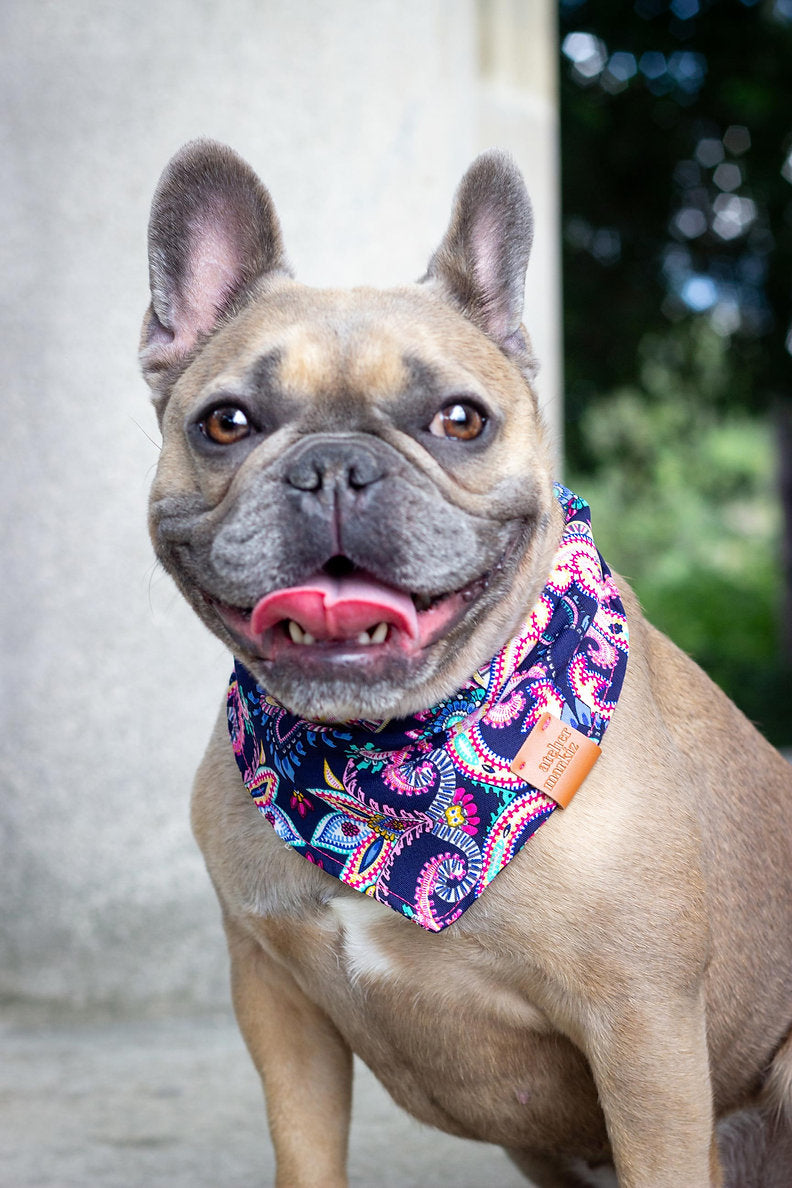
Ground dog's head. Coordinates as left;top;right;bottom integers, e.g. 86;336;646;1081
142;141;559;721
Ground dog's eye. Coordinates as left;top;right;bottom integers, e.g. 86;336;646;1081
428;402;486;441
200;406;251;445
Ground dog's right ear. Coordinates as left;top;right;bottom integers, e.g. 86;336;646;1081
140;139;290;412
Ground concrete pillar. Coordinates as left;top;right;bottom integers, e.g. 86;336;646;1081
477;0;562;454
0;0;559;1011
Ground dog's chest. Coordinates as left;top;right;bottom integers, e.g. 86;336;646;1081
254;890;605;1151
326;893;545;1010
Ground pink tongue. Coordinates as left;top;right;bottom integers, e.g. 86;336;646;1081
250;574;419;641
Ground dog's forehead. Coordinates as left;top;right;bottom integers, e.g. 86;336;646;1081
272;310;410;400
196;282;508;404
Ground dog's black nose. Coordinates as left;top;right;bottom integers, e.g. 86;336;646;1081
284;437;386;493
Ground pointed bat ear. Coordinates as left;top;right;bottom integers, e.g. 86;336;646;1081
140;139;291;409
423;150;535;371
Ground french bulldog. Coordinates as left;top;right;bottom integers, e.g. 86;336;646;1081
141;140;792;1187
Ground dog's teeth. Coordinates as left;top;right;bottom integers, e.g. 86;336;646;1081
290;622;386;646
288;620;305;644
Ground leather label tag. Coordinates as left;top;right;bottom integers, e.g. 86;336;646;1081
509;713;601;808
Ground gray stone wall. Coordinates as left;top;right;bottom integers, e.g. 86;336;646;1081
0;0;558;1011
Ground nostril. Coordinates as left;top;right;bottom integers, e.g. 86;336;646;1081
348;463;380;490
285;461;323;492
346;452;386;490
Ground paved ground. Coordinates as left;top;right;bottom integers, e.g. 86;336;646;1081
0;1007;530;1187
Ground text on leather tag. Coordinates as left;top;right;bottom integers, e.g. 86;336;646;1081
509;713;601;808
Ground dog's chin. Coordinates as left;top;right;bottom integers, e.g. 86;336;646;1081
201;566;514;722
248;659;436;725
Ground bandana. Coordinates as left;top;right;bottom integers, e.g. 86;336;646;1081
227;485;628;932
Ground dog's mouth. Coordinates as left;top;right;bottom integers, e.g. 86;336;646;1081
205;557;494;667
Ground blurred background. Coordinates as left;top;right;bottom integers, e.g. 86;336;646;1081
1;0;790;1183
560;0;792;748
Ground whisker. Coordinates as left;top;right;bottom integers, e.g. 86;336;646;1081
130;416;161;451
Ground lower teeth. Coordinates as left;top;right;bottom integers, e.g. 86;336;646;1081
287;621;389;646
287;621;315;645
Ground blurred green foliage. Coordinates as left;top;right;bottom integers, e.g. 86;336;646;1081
559;0;792;744
567;321;787;742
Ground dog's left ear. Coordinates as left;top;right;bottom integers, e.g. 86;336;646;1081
140;139;291;411
423;151;535;370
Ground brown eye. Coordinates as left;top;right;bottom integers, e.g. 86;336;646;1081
201;405;251;445
428;402;486;441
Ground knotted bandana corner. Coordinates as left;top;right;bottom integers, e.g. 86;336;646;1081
227;485;629;932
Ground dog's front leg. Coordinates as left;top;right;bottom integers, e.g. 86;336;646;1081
583;992;721;1188
226;919;353;1188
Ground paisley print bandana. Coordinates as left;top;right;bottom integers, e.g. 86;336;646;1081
227;485;629;932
